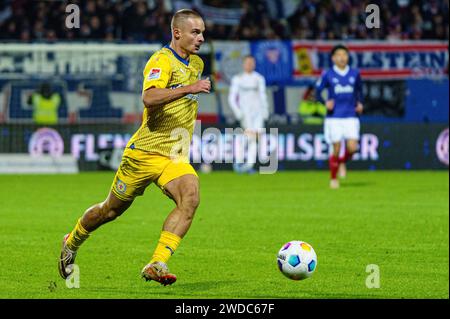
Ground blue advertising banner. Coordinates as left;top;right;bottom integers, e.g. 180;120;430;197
251;40;293;85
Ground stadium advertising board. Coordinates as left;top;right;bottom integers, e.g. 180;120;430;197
291;40;449;80
251;40;293;85
212;41;252;88
1;42;447;124
0;124;447;172
211;40;449;84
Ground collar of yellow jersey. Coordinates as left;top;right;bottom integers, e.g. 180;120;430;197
164;44;190;66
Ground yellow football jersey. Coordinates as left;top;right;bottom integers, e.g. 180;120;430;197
127;46;204;159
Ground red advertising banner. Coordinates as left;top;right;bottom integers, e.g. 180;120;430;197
292;41;449;79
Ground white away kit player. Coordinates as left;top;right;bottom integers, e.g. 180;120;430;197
228;55;269;173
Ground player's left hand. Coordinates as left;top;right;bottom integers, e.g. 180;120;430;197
356;102;363;114
189;77;211;94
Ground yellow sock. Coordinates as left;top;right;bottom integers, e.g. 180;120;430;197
65;218;90;251
150;231;181;264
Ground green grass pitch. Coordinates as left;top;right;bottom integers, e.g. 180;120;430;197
0;171;448;299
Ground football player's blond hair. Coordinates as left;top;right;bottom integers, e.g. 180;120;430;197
171;9;203;31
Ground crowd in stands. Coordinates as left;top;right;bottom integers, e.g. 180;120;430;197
0;0;448;42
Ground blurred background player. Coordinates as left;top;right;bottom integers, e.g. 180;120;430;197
315;45;364;189
228;55;269;174
58;9;211;286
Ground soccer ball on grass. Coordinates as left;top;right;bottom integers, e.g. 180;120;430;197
277;241;317;280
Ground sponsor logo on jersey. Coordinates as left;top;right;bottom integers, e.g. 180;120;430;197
170;84;198;101
334;84;354;94
240;84;258;92
185;93;199;101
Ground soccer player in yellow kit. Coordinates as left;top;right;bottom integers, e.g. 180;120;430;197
58;9;211;286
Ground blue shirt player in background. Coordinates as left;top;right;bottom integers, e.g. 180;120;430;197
316;45;364;189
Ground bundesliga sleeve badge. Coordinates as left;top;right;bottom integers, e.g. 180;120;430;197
148;68;161;80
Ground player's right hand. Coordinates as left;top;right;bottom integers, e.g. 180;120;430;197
189;77;211;94
326;100;334;111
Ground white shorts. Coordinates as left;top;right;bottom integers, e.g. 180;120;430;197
324;118;360;144
241;115;264;132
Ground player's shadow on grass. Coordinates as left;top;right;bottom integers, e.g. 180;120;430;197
139;280;239;297
176;280;238;291
340;181;374;188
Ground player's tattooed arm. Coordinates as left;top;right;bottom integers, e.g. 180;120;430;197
142;78;211;108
